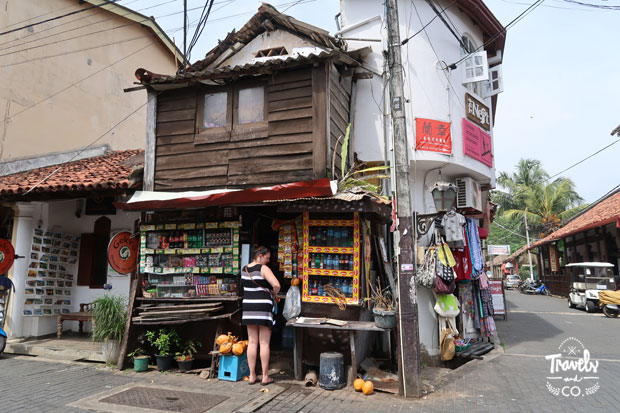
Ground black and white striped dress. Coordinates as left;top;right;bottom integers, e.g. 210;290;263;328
241;264;275;327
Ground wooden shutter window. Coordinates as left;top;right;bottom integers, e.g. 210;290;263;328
77;233;95;286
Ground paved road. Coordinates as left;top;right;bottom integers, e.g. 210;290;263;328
1;290;619;412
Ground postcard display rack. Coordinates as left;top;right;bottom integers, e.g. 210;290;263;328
24;229;79;317
139;221;240;298
302;212;361;304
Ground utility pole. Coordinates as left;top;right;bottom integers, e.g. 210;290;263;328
385;0;421;398
182;0;188;71
524;211;534;280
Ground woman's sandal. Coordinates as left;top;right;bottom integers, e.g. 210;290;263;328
261;377;274;386
248;377;258;385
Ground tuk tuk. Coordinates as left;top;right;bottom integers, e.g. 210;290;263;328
566;262;617;312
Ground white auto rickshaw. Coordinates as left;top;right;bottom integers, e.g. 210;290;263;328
566;262;617;312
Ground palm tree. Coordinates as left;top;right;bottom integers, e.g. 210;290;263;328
502;177;586;237
493;159;549;210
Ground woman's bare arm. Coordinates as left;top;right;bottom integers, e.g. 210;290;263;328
261;265;281;295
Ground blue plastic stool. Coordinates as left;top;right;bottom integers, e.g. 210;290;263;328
218;353;250;382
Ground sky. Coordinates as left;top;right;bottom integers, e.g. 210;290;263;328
128;0;620;204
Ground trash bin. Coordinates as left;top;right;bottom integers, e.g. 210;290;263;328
319;352;345;390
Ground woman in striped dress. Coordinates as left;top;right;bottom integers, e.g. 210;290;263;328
242;245;280;385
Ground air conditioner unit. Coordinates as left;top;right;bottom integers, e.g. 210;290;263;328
456;177;482;212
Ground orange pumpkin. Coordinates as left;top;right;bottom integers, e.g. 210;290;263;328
220;341;232;354
232;342;245;356
291;277;301;287
353;378;365;391
216;333;230;346
362;381;374;395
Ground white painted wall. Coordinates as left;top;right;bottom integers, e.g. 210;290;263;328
340;0;501;357
340;0;496;184
7;199;139;338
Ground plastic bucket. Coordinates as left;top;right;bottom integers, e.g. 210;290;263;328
133;356;149;372
373;308;396;329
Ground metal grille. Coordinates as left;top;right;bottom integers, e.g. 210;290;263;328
100;386;228;413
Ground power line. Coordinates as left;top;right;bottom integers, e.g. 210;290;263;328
0;0;312;68
450;0;545;69
22;93;157;196
409;0;464;109
0;41;154;125
547;136;620;181
0;2;176;59
186;0;216;64
401;0;458;45
493;220;540;241
0;0;175;52
0;0;121;38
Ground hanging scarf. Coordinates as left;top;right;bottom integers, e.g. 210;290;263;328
466;218;484;275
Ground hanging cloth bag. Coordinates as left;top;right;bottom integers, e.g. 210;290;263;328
436;241;456;284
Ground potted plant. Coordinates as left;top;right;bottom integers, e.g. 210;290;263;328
91;295;127;365
367;285;396;329
145;328;181;372
128;347;150;372
175;338;202;373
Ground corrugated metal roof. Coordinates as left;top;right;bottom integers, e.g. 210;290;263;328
145;49;342;84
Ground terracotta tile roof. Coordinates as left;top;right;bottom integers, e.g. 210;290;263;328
531;189;620;248
0;150;143;197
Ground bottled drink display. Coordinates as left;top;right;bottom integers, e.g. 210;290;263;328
308;253;353;271
309;226;354;247
307;275;353;298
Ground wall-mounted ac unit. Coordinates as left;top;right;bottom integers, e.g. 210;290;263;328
456;177;482;213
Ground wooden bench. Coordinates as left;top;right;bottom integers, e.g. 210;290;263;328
57;303;94;339
286;318;391;381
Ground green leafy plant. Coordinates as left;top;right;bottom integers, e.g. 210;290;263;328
175;338;202;361
332;123;391;195
145;328;181;357
91;295;127;342
127;347;148;359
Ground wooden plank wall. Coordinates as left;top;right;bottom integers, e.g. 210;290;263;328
328;64;352;181
153;67;324;191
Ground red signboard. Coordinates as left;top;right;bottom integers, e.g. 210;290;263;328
415;118;451;154
462;118;493;167
0;239;15;274
107;231;139;274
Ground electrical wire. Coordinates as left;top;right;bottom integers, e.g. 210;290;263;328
401;0;458;45
560;0;620;9
0;0;121;38
186;0;216;64
450;0;545;69
22;93;157;196
0;0;176;52
546;136;620;181
494;221;540;241
409;0;464;109
0;0;315;67
0;41;154;126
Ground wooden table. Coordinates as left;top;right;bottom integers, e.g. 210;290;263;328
286;318;390;381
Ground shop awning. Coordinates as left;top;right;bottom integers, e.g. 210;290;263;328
115;179;337;211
